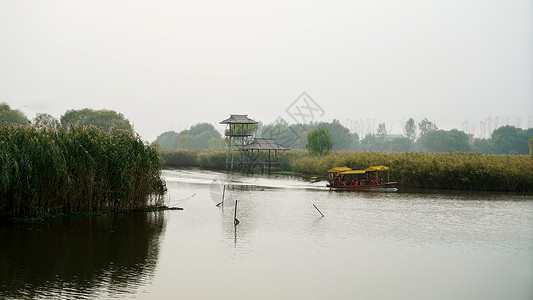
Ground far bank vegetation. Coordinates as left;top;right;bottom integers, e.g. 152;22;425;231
158;149;532;192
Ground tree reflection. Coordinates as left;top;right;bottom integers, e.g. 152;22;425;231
0;212;165;299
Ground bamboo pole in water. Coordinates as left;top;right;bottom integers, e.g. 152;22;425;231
216;184;225;207
234;199;240;225
222;185;225;208
313;204;324;218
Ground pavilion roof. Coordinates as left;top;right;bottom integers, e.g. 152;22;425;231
220;114;258;124
239;138;290;151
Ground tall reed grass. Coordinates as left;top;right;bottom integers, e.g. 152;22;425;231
158;149;227;169
159;149;533;192
287;151;533;192
0;124;166;218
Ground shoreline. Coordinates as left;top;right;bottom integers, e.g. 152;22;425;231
159;149;533;192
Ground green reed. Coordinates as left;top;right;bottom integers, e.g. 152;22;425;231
0;124;166;218
287;151;533;192
158;148;532;192
158;149;227;169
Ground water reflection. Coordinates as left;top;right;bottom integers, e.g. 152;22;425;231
0;212;165;299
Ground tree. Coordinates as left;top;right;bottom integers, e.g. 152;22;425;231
33;113;60;130
259;119;358;150
60;108;132;132
390;137;414;152
530;136;533;157
178;123;223;149
177;135;188;149
403;118;417;141
360;134;388;151
155;131;179;148
421;129;471;152
259;118;300;149
85;110;132;132
418;118;438;142
208;137;223;150
183;122;222;139
0;102;29;126
188;131;216;149
376;123;387;140
491;125;531;154
60;108;92;127
306;127;333;156
318;119;359;151
472;138;494;153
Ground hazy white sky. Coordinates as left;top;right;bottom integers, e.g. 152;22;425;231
1;0;532;141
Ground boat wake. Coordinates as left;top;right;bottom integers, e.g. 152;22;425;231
163;169;329;191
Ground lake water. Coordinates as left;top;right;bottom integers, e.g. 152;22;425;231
1;169;532;299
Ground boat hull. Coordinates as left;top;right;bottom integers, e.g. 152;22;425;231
326;182;398;191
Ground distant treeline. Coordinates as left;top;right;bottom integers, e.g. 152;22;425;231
0;124;166;218
158;149;533;192
2;102;531;155
155;117;533;155
155;123;225;150
0;102;133;132
258;118;533;155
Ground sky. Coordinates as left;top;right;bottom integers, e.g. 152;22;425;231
1;0;532;142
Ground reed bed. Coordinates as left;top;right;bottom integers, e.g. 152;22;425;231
159;149;533;192
288;151;533;192
158;149;227;169
0;124;166;218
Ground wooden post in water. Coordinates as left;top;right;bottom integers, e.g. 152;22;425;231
234;199;240;225
216;184;226;207
313;204;324;218
222;184;225;207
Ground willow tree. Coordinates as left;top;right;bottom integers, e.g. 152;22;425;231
306;127;333;156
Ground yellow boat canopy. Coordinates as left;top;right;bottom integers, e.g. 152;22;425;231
339;170;366;175
328;166;352;173
364;166;389;172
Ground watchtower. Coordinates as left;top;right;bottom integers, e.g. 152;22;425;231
220;114;258;170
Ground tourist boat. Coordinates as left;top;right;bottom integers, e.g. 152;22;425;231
326;166;398;190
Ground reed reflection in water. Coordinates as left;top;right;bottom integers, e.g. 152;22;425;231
0;212;166;299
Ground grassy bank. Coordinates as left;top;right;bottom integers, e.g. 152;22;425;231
1;124;166;218
159;149;533;192
158;148;227;169
288;151;533;191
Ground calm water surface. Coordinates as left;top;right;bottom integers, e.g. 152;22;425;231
1;169;532;299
